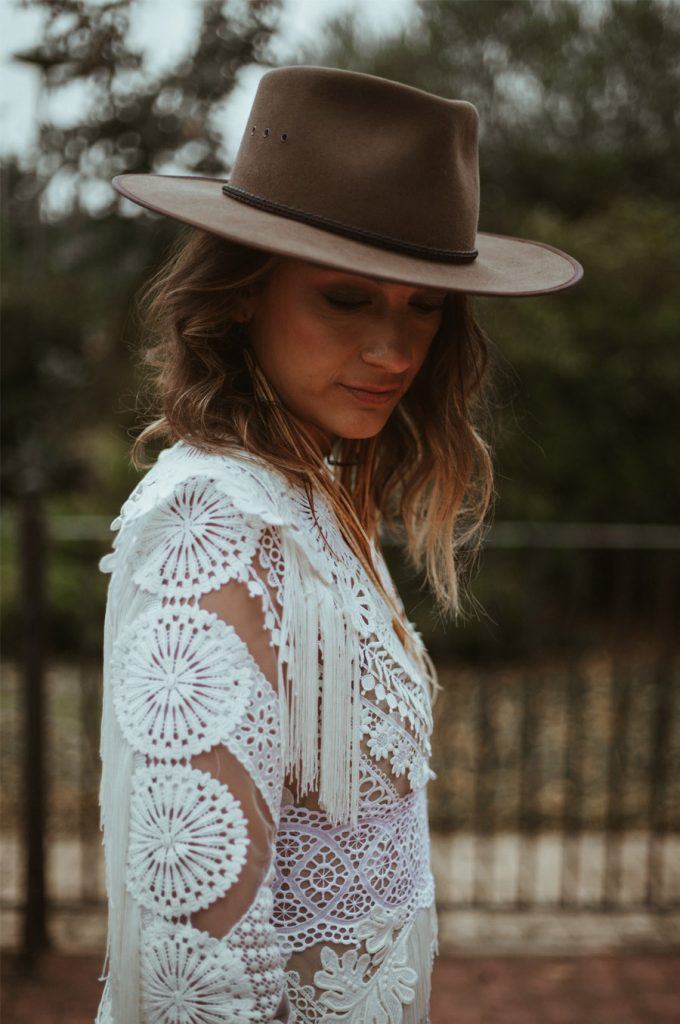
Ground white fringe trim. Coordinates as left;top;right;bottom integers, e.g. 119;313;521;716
97;531;143;1024
277;528;362;829
401;901;439;1024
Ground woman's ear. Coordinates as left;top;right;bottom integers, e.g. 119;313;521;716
233;285;258;323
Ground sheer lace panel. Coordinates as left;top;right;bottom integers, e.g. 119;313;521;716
189;577;281;938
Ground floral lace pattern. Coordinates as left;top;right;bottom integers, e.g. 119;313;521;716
95;440;438;1024
273;786;434;951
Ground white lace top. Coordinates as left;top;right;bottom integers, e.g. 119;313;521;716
94;439;439;1024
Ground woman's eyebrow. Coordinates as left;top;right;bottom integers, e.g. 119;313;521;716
315;271;375;286
316;273;446;298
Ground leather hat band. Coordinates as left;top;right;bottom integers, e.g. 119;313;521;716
222;183;479;264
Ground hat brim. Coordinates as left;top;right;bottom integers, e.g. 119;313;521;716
112;173;583;298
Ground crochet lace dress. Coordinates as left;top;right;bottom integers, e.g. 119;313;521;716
94;439;439;1024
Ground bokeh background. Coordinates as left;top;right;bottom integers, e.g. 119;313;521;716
2;0;679;1021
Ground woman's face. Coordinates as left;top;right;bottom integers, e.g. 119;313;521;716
241;257;447;456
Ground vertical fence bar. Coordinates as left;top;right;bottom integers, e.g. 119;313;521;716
514;544;547;909
19;493;49;963
79;661;102;904
560;550;590;907
602;547;635;907
516;668;540;906
645;550;678;906
79;661;89;903
561;660;585;906
471;668;498;905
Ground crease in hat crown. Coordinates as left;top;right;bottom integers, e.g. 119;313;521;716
220;65;482;264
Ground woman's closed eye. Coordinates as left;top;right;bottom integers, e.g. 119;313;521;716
412;300;446;314
323;294;363;309
324;293;445;314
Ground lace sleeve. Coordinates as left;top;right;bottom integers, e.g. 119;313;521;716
98;472;292;1023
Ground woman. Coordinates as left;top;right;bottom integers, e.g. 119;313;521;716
95;66;583;1024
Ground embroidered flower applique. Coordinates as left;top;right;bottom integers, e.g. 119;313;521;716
355;904;411;964
389;736;412;778
366;716;397;761
313;942;417;1024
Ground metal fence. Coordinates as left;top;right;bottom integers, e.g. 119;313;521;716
1;505;678;958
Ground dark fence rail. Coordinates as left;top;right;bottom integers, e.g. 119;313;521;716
0;510;678;956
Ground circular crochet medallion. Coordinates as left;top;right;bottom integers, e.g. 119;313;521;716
127;762;250;916
141;916;256;1023
111;604;256;758
131;476;262;599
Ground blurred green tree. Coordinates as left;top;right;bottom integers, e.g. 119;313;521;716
3;0;282;503
2;0;283;656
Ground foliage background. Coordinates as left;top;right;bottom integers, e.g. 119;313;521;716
2;0;679;661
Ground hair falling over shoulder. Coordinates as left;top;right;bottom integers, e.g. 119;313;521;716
128;227;498;679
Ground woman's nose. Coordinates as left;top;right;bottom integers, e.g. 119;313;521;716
360;326;413;373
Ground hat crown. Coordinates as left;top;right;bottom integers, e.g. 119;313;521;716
226;65;480;260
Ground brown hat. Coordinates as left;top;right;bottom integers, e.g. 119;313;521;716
112;64;583;297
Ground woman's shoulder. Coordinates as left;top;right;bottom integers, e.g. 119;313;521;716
96;436;307;577
112;439;295;534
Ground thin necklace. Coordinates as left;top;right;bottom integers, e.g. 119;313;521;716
326;453;363;466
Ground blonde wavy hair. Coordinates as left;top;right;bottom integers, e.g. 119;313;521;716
129;227;497;688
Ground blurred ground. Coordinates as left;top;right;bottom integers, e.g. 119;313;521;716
1;950;679;1023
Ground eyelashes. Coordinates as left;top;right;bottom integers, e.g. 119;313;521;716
324;297;369;309
324;295;444;314
325;296;372;307
411;302;446;313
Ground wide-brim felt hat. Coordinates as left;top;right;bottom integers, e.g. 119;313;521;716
112;65;583;298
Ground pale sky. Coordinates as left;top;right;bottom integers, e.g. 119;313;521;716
0;0;420;163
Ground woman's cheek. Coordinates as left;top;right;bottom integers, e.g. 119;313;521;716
417;324;440;362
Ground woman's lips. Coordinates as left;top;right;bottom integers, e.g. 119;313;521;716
339;383;399;405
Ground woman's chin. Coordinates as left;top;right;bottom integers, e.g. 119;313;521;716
333;421;386;442
296;409;390;451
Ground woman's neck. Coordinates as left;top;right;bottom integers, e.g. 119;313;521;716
299;419;336;459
